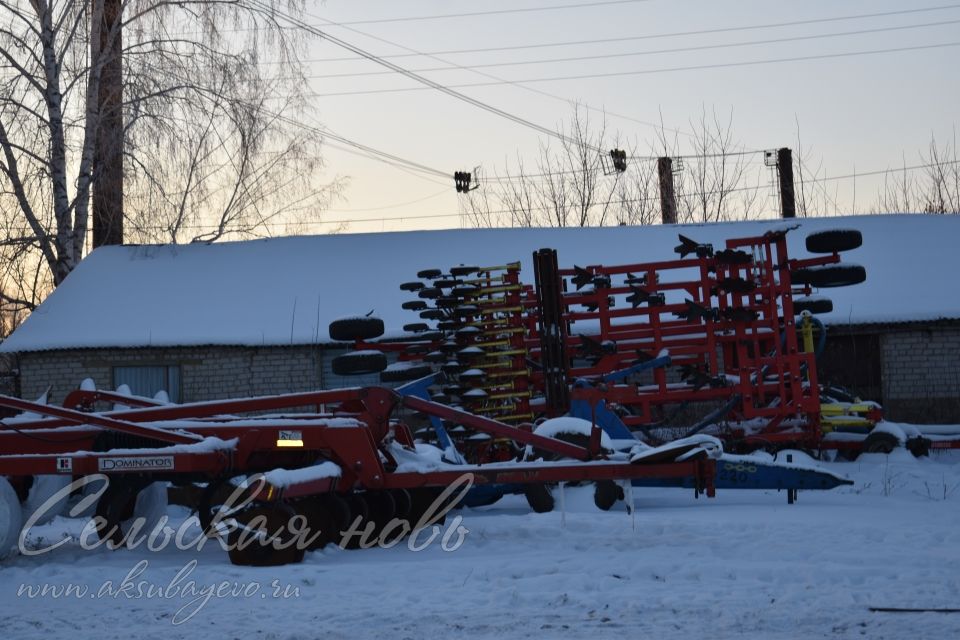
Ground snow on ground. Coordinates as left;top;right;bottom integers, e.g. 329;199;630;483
1;451;959;640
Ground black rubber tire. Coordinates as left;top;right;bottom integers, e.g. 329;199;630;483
328;316;385;342
862;431;899;455
403;322;430;333
295;498;339;550
806;229;863;254
380;364;433;383
400;281;425;292
402;300;428;311
450;265;478;277
332;351;388;376
790;264;866;288
419;309;446;320
524;483;555;513
363;491;396;541
793;297;833;315
417;268;442;279
341;494;370;549
227;503;305;566
593;480;620;511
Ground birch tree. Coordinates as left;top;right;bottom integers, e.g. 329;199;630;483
0;0;335;321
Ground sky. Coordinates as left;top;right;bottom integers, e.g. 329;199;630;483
280;0;960;234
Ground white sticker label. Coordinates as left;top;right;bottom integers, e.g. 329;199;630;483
98;456;174;472
278;430;303;441
56;457;73;473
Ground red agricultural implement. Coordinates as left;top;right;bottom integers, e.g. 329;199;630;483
333;227;877;456
0;386;718;565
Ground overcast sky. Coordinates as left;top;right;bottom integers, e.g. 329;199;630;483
289;0;959;233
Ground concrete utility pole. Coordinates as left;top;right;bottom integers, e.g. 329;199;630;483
657;157;677;224
777;147;796;219
92;0;124;247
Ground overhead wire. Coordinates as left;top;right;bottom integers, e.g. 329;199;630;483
134;159;960;231
291;41;960;98
293;19;960;81
240;0;612;154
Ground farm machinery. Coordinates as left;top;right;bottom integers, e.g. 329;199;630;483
0;384;721;566
333;227;878;454
0;225;900;567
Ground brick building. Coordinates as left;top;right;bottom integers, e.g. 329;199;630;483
1;214;958;423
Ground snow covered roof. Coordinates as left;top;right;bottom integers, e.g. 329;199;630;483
2;214;956;353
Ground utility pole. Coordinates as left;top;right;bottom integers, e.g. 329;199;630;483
92;0;124;247
777;147;796;219
657;157;677;224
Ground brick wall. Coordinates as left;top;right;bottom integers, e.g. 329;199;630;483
879;326;960;423
17;345;336;406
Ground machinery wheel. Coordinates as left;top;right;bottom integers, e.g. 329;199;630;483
341;493;370;549
793;297;833;314
593;480;622;511
362;491;396;541
790;264;866;288
332;351;388;376
294;498;341;550
400;281;425;292
21;475;71;526
227;504;305;566
805;229;862;253
95;480;168;548
862;431;899;455
328;316;385;342
524;483;555;513
0;477;23;560
380;364;433;383
406;488;448;530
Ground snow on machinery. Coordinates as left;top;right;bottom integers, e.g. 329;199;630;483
0;383;721;565
333;225;948;461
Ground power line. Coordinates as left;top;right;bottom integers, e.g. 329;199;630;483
240;0;612;155
277;4;960;63
294;19;960;81
327;0;653;26
135;158;960;231
290;41;960;98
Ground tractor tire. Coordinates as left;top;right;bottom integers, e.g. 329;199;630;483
805;229;862;253
0;477;23;560
790;264;866;288
524;483;555;513
862;431;899;455
793;297;833;315
328;316;384;342
332;351;388;376
380;364;433;383
295;498;340;550
95;480;168;548
227;503;305;566
21;475;71;526
593;480;621;511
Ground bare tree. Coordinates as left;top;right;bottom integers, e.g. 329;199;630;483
460;106;622;228
673;106;761;223
874;132;960;215
0;0;336;320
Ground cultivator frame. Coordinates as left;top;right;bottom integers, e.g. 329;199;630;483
0;387;717;564
366;226;869;457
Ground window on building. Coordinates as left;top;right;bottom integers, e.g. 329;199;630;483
113;365;181;403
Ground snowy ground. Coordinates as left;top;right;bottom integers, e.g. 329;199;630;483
2;450;959;640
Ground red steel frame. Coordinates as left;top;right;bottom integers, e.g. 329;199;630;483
387;229;863;453
0;388;716;502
